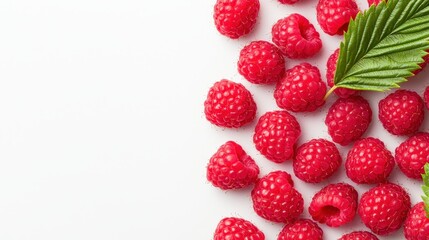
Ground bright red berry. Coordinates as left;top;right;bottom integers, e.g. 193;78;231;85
346;137;394;184
424;86;429;110
378;90;425;135
358;183;411;235
204;79;257;128
274;63;326;112
213;217;265;240
325;96;372;146
277;219;323;240
238;41;285;84
367;0;382;6
213;0;260;39
253;111;301;163
395;133;429;179
293;139;341;183
317;0;359;35
272;14;322;59
278;0;300;4
326;48;358;98
339;231;379;240
404;202;429;240
309;183;358;227
252;171;303;223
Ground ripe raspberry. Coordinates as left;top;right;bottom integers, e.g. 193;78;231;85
339;231;379;240
253;111;301;163
309;183;358;227
395;133;429;179
325;96;372;146
378;90;425;135
317;0;359;35
213;217;265;240
213;0;260;39
358;183;411;235
251;171;303;223
404;202;429;240
272;14;322;59
346;137;394;184
326;48;358;98
367;0;382;6
238;41;285;84
277;219;323;240
204;79;257;128
274;63;326;112
293;139;341;183
424;86;429;110
207;141;260;190
278;0;299;4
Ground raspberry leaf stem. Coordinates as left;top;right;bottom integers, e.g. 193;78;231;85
423;163;429;218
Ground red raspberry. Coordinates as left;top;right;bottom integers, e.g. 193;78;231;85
278;0;299;4
317;0;359;35
272;14;322;59
358;183;411;235
326;48;358;98
277;219;323;240
238;41;285;84
204;79;257;128
346;137;394;184
395;133;429;179
367;0;382;6
293;139;341;183
339;231;379;240
213;217;265;240
253;111;301;163
207;141;260;190
424;86;429;110
274;63;326;112
325;96;372;146
309;183;358;227
378;90;425;135
213;0;260;39
404;202;429;240
251;171;303;223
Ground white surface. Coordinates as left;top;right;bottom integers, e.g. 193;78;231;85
0;0;428;239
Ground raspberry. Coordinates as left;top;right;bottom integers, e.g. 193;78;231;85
277;219;323;240
395;133;429;179
424;86;429;110
326;48;358;98
278;0;299;4
238;41;285;84
251;171;303;223
317;0;359;35
272;14;322;59
293;139;341;183
274;63;326;112
378;90;425;135
358;183;411;235
346;137;394;184
204;79;257;128
367;0;382;6
404;202;429;240
339;231;379;240
309;183;358;227
253;111;301;163
325;96;372;146
207;141;260;190
213;0;260;39
213;217;265;240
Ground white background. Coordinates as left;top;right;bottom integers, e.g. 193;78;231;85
0;0;428;239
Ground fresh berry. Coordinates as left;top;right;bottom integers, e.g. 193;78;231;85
238;41;285;84
378;90;425;135
395;133;429;179
213;217;265;240
213;0;260;39
309;183;358;227
293;139;341;183
204;79;257;128
207;141;260;190
346;137;394;184
272;14;322;59
278;0;300;4
274;63;326;112
253;111;301;163
404;202;429;240
339;231;379;240
414;53;429;75
317;0;359;35
367;0;382;6
277;219;323;240
252;171;303;223
325;96;372;146
358;183;411;235
424;86;429;110
326;48;358;98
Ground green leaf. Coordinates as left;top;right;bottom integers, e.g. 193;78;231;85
333;0;429;92
422;163;429;218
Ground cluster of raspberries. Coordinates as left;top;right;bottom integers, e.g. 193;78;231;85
206;0;429;239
